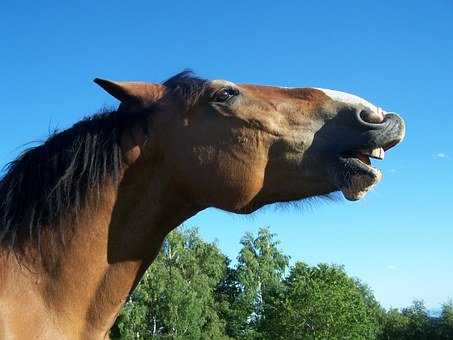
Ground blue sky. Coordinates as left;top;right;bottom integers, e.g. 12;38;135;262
1;1;452;309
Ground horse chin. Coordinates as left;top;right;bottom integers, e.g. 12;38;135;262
234;201;268;215
331;156;383;201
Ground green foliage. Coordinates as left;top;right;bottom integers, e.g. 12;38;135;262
380;307;411;339
220;227;289;339
379;300;447;340
402;300;434;339
260;262;381;339
111;227;453;339
439;301;453;339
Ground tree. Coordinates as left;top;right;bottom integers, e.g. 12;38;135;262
262;262;381;339
401;300;434;339
380;308;411;340
439;301;453;339
354;278;386;335
380;300;439;340
111;228;230;339
110;227;452;339
218;227;289;339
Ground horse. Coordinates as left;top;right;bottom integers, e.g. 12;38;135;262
0;71;405;339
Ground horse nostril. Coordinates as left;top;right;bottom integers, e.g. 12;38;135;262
359;109;384;124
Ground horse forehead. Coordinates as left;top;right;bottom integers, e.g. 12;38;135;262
239;84;332;105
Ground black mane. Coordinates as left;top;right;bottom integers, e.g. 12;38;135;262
0;71;207;249
0;110;144;248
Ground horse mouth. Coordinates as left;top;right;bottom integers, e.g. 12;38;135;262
334;114;405;201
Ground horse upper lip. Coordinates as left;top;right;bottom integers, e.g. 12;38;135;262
339;114;405;168
357;113;405;152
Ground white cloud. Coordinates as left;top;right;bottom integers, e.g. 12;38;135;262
386;265;398;271
435;152;448;159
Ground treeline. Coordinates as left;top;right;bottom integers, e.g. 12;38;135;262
111;228;453;339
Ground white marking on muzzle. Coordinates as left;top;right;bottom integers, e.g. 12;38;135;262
315;88;386;118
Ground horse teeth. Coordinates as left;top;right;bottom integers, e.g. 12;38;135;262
359;147;385;160
369;147;385;160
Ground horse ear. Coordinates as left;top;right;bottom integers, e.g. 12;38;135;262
94;78;165;103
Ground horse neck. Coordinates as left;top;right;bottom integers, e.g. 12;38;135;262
8;160;199;337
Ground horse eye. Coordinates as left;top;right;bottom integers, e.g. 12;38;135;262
213;88;238;102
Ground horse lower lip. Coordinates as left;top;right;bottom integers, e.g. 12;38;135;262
334;156;383;201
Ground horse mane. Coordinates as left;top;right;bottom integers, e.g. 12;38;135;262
163;70;207;109
0;71;207;250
